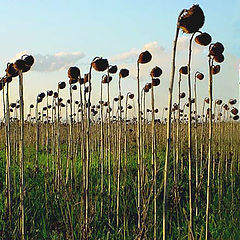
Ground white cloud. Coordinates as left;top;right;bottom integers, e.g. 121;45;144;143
110;41;165;63
110;48;139;63
177;35;204;54
10;51;85;72
142;41;165;53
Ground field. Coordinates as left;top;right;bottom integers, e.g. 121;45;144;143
1;118;240;239
0;4;240;240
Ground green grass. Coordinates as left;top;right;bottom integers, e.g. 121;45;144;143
1;144;240;239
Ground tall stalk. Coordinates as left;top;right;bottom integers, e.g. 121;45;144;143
194;72;199;217
187;33;195;238
116;74;122;228
176;73;182;183
136;61;142;231
19;70;25;240
205;57;213;240
66;84;73;185
100;78;104;217
124;92;130;171
56;87;61;190
106;69;111;226
151;82;157;240
5;82;12;223
200;98;207;174
163;10;184;240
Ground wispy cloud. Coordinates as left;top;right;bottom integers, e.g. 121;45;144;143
110;41;165;63
10;51;85;72
110;48;139;63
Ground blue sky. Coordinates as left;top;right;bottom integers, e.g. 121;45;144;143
0;0;240;116
1;0;240;57
1;0;239;52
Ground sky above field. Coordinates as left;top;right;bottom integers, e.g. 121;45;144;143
0;0;240;117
